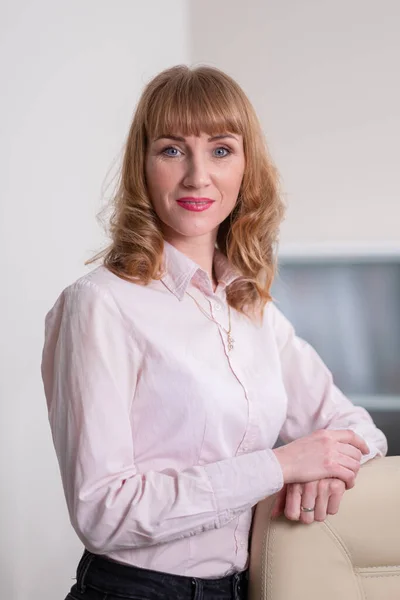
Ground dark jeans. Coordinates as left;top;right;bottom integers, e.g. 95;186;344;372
65;548;249;600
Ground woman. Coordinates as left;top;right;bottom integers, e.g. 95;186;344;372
41;65;387;600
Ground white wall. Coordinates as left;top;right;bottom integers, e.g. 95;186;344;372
190;0;400;247
2;2;399;599
0;2;189;599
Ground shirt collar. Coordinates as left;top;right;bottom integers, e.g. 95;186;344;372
160;240;240;301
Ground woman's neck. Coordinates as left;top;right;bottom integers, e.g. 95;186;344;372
163;232;218;289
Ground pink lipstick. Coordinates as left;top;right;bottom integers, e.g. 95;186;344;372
176;197;214;212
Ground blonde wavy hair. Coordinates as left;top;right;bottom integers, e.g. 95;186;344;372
86;64;285;320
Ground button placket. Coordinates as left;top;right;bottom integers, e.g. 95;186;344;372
208;299;229;331
238;386;259;455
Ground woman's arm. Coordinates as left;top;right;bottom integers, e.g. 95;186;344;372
41;280;284;554
268;303;388;462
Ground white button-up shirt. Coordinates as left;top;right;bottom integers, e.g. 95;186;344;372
41;241;387;578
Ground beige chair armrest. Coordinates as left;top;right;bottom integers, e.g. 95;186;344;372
248;456;400;600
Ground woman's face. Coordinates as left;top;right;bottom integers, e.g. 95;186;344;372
145;131;245;243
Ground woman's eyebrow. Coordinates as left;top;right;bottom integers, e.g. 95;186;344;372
208;134;239;142
154;134;239;143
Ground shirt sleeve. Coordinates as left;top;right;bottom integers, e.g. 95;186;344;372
268;302;388;464
41;279;283;554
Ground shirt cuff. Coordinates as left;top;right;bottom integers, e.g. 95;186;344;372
204;448;284;516
342;425;386;465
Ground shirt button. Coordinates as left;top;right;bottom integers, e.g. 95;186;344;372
214;303;221;311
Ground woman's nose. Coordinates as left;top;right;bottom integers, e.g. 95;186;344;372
182;156;211;189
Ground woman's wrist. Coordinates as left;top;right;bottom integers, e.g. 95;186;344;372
272;447;290;484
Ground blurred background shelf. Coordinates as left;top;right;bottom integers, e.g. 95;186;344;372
272;252;400;456
350;395;400;411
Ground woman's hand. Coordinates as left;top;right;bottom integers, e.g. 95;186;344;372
271;478;346;524
272;429;369;489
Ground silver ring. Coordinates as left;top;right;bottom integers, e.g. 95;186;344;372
301;505;315;512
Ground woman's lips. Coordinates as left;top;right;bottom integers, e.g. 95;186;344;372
176;198;214;212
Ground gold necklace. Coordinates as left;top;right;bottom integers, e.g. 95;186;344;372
185;291;235;351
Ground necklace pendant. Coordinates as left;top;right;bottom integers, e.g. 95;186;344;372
227;333;235;352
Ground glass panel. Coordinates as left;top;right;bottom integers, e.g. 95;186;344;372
272;260;400;398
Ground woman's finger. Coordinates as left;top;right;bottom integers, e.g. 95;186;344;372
337;442;362;462
313;479;331;522
284;483;303;520
299;481;318;524
338;453;361;475
326;479;346;515
330;429;369;454
332;464;358;489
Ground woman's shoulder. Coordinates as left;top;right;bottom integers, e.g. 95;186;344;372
43;266;112;322
65;264;154;298
53;265;120;306
46;264;165;321
68;264;124;296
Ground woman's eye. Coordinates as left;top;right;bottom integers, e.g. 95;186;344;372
213;147;230;158
162;146;181;157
